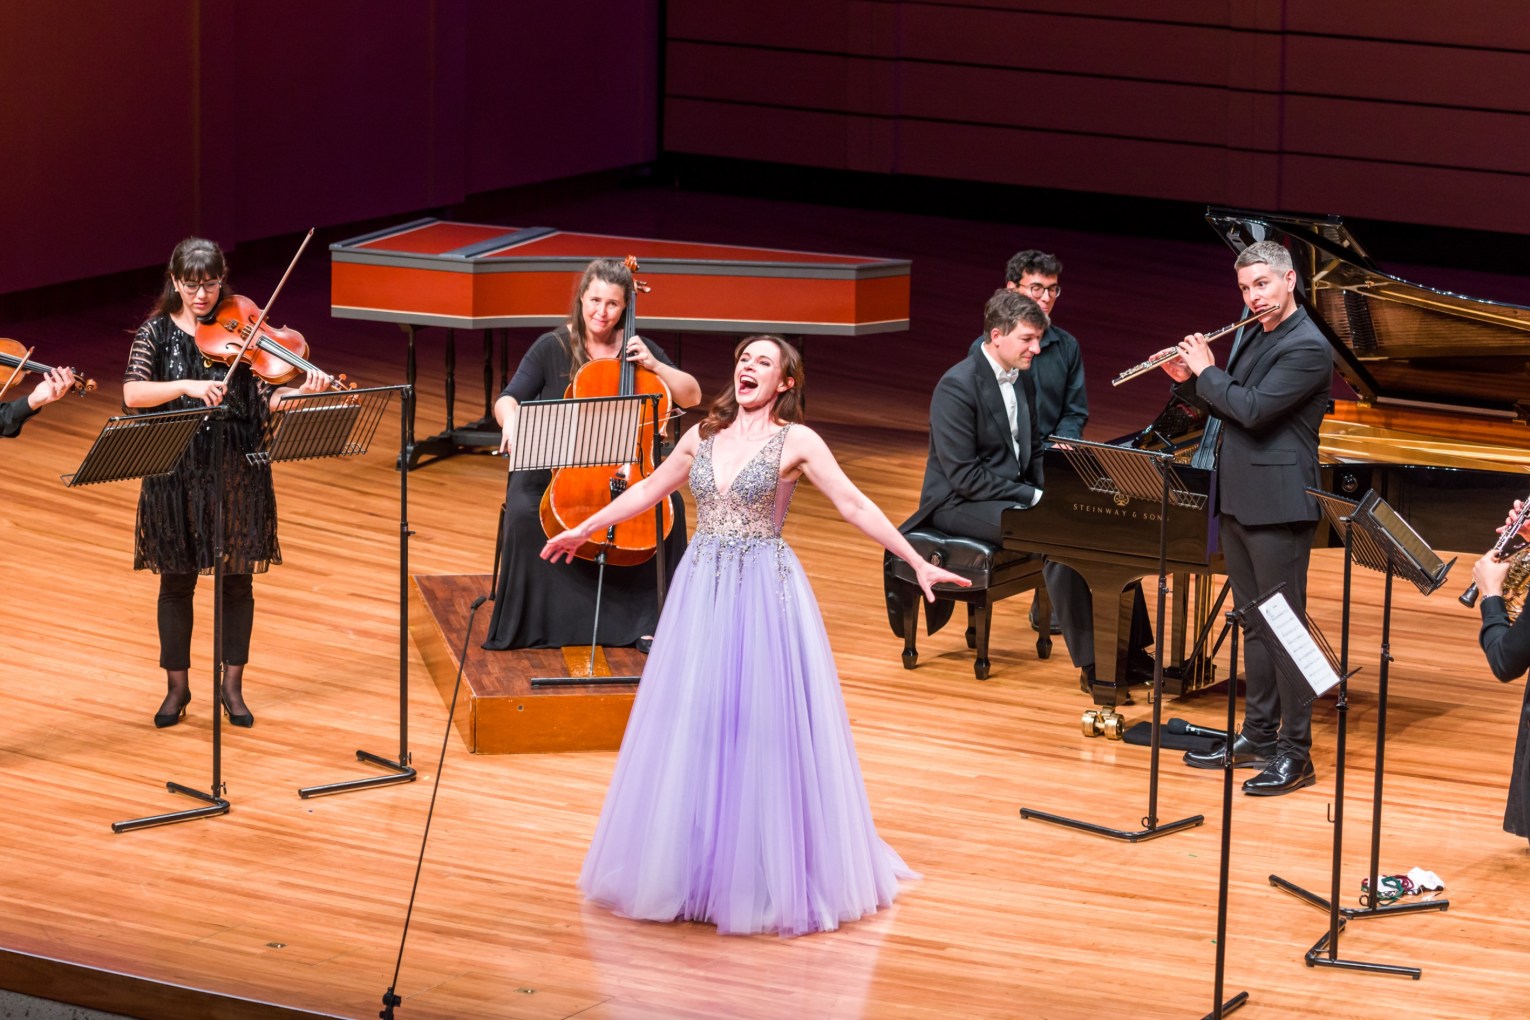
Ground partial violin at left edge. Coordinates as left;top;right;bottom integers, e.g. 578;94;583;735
0;337;96;396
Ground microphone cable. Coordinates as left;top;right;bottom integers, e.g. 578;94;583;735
380;594;488;1019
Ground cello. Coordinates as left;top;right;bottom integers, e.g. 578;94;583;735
538;256;675;566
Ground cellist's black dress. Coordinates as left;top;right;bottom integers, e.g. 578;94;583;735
482;327;688;650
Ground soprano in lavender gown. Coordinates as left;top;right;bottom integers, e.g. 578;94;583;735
579;424;916;937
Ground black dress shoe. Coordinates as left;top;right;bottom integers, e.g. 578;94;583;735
635;636;653;654
1183;733;1275;770
221;697;255;729
154;691;191;729
1242;753;1316;796
1028;603;1064;636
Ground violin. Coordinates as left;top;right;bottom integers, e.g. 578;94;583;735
0;337;96;398
192;228;351;390
194;293;348;387
539;256;675;566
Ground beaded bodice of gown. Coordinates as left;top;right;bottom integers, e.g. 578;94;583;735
691;425;796;541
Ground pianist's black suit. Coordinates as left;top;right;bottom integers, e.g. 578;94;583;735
902;345;1129;667
1174;306;1331;758
904;345;1044;541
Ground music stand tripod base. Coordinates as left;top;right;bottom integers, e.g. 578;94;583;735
299;753;418;799
1018;806;1204;842
266;387;423;800
112;784;231;833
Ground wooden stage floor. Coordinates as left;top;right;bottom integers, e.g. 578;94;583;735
4;183;1530;1019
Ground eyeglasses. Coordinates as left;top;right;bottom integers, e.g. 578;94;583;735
1023;282;1062;299
177;277;224;295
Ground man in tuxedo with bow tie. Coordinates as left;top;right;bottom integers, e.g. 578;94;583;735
972;251;1153;690
1161;239;1332;796
905;288;1047;552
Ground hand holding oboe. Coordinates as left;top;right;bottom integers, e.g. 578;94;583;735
1462;498;1530;607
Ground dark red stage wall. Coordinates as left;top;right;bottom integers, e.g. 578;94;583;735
0;1;659;295
664;1;1530;237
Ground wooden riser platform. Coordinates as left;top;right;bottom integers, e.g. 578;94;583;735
409;573;639;753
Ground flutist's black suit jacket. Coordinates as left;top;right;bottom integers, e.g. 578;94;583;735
1174;306;1331;526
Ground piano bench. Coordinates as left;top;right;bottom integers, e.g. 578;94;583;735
884;528;1051;680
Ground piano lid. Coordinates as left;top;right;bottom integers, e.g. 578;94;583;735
1205;207;1530;422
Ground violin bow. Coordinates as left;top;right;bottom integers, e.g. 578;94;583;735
220;227;316;387
0;345;35;401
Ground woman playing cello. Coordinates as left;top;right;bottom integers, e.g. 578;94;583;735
485;257;701;651
122;237;331;729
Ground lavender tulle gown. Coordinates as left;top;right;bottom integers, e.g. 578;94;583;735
579;425;915;937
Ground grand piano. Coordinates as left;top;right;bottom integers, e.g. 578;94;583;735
1005;207;1530;733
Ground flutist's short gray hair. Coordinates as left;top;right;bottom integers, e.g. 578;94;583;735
1234;239;1293;275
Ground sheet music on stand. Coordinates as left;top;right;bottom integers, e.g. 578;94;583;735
253;387;394;465
62;407;208;487
1244;590;1344;708
509;394;655;472
1307;488;1453;596
1053;435;1207;509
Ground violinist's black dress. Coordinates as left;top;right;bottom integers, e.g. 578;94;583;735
482;327;687;650
126;316;278;667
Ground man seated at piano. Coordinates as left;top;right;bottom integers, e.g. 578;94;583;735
1160;239;1332;796
904;287;1145;690
969;249;1154;687
907;287;1044;546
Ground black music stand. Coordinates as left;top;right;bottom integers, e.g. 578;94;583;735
1020;438;1204;841
1269;489;1452;977
1194;591;1298;1020
64;407;232;832
1200;584;1343;1020
500;392;666;688
270;386;420;799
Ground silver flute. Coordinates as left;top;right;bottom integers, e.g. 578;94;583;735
1110;307;1276;387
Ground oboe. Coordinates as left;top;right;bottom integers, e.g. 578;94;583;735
1460;497;1530;608
1110;307;1278;387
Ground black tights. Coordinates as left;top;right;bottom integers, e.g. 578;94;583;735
157;572;254;668
156;573;255;714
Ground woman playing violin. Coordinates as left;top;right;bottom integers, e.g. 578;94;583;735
484;257;702;651
122;237;331;729
0;365;77;438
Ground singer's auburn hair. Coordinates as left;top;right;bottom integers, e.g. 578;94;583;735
699;335;805;439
